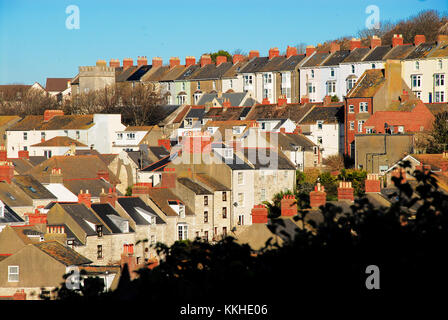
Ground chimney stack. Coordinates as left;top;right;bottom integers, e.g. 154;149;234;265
123;58;134;69
169;57;180;69
286;46;298;58
109;59;120;68
222;98;231;110
44;109;64;122
365;174;381;193
100;187;118;208
96;60;107;67
281;195;297;217
251;204;268;224
200;54;212;67
0;145;6;162
337;181;354;202
268;47;280;59
137;56;148;67
349;38;362;51
330;42;340;53
249;50;260;59
152;57;163;68
392;34;403;47
18;150;29;160
414;34;426;46
78;189;92;208
436;34;448;43
185;56;196;67
310;183;326;208
277;95;287;106
216;55;227;66
306;45;316;57
233;54;245;64
0;161;14;183
370;35;382;49
323;95;332;106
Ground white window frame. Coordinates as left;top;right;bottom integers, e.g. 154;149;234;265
237;172;244;185
178;224;188;240
359;102;368;113
8;266;19;282
349;121;355;130
358;120;365;133
411;74;422;89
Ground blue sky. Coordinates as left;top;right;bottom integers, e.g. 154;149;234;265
0;0;446;85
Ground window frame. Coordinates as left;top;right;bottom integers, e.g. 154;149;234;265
8;266;19;282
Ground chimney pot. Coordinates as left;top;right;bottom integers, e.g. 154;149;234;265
152;57;163;68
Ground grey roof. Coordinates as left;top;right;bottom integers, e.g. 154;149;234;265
117;197;165;225
362;45;392;62
176;65;201;81
91;203;132;234
277;54;306;71
127;65;153;81
238;57;270;73
301;52;331;67
243;148;296;170
177;177;212;195
299;106;344;124
185;107;205;119
198;92;247;107
383;44;414;60
406;42;437;59
342;47;371;63
321;50;351;66
0;202;24;224
212;149;253;170
59;203;111;236
188;62;234;80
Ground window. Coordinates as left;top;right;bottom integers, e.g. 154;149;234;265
244;75;253;86
307;83;315;94
237;172;244;185
351;65;355;74
76;131;80;139
223;148;233;159
414;91;422;99
238;215;244;225
263;73;272;84
185;118;193;127
197;81;201;90
194;93;201;104
411;75;422;88
347;79;356;92
313;146;318;155
23;132;27;141
435;74;445;87
204;211;208;223
438;59;443;70
178;224;188;240
260;188;266;202
359;102;368;113
222;192;227;201
326;81;336;95
435;91;445;103
96;225;103;237
223;227;227;236
222;207;227;219
358;120;365;133
8;266;19;282
330;68;335;77
311;70;314;78
127;133;135;140
97;245;103;259
182;82;186;91
317;136;323;145
203;231;209;241
349;121;355;130
317;120;323;130
44;150;52;158
348;105;354;113
229;79;233;88
41;132;46;140
204;196;208;206
366;128;373;134
415;61;420;70
372;64;376;69
117;133;123;140
237;193;244;207
212;81;216;90
397;126;404;133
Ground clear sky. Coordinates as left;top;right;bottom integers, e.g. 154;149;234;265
0;0;447;85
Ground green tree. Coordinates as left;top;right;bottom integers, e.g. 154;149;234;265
209;50;232;63
427;111;448;153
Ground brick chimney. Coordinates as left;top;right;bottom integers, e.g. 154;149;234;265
43;109;64;122
222;98;231;110
281;195;297;217
44;225;67;244
183;133;211;155
305;45;316;57
249;50;260;59
268;47;280;59
310;183;326;208
300;96;310;104
437;34;448;43
370;35;382;49
121;244;138;280
365;174;381;193
286;46;298;58
169;57;180;69
49;168;63;184
392;167;407;184
251;204;268;224
262;98;270;105
233;54;245;64
109;59;120;68
400;89;410;102
185;56;196;67
96;60;107;67
323;95;332;106
100;187;118;208
97;169;109;182
137;56;148;67
18;150;29;160
349;38;362;51
78;189;91;208
337;181;354;202
392;34;403;47
200;55;212;67
0;145;6;162
216;55;227;66
123;58;134;69
414;35;426;46
152;57;163;68
278;95;287;106
330;42;340;53
12;290;26;301
158;139;171;151
0;161;14;183
161;167;177;188
26;207;47;226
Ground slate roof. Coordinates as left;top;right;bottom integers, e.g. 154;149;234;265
361;45;392;62
12;175;57;200
140;152;177;172
238;57;269;73
176;65;201;81
260;56;287;72
127;65;153;81
347;69;385;98
425;103;448;115
245;103;314;123
383;44;414;60
146;188;194;217
90;203;131;234
160;65;187;81
187;62;234;80
428;40;448;58
58;203;112;236
9;115;94;131
342;47;371;63
301;52;331;67
265;132;316;150
321;50;351;66
299;106;344;124
63;179;121;198
45;78;71;92
194;173;230;191
144;66;170;81
406;42;438;59
34;241;91;266
0;201;24;224
277;54;306;71
116;66;138;82
10;158;34;175
117;196;165;223
243;148;296;170
0;181;33;207
177;177;212;195
198;92;247;107
30;136;87;147
185;107;206;119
